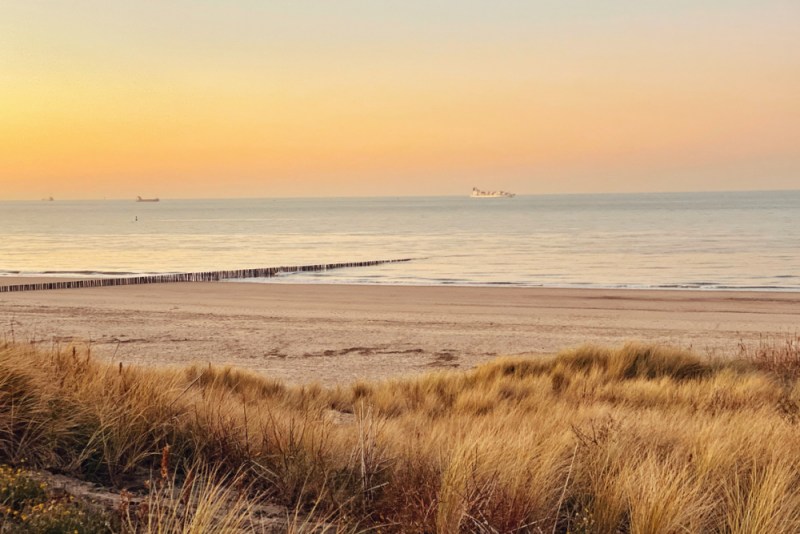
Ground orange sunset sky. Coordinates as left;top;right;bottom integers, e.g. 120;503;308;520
1;1;799;200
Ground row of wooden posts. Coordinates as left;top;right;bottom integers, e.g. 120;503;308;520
0;258;414;293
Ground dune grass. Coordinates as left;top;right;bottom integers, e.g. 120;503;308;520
1;338;800;532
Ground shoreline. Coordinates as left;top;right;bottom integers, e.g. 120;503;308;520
3;275;800;294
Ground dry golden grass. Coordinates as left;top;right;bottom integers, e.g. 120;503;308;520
2;339;800;532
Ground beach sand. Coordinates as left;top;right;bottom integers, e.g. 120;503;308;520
1;279;798;384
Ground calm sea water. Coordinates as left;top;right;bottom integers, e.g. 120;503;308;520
1;191;799;290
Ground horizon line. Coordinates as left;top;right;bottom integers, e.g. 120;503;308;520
4;187;800;202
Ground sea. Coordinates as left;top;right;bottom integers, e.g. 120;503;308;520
1;190;799;291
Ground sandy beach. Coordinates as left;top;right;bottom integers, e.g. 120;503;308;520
1;279;798;384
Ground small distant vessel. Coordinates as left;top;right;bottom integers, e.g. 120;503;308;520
136;196;160;202
42;196;54;201
470;187;515;198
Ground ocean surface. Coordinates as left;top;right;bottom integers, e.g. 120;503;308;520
1;191;799;291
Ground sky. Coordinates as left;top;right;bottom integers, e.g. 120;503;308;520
1;1;798;199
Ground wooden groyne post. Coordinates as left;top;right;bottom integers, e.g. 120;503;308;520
0;258;415;293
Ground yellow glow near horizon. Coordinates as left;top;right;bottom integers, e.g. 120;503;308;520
1;2;798;199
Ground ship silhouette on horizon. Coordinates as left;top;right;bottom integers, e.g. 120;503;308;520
470;187;515;198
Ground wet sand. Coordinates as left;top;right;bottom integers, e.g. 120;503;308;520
1;280;798;384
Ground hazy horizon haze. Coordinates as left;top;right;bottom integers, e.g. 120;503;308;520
1;1;798;200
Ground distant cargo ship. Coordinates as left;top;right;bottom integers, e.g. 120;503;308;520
136;196;160;202
470;187;515;198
